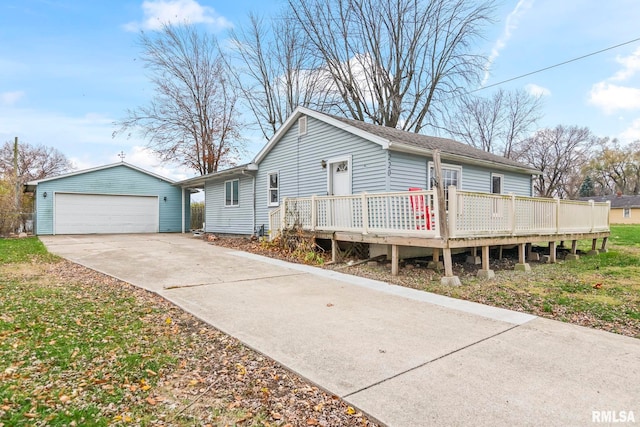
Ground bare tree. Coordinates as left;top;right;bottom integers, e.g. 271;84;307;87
586;139;640;195
229;13;332;140
286;0;495;132
0;141;72;182
115;24;244;175
515;125;597;198
447;89;542;158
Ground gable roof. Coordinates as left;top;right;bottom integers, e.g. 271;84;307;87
174;163;258;188
254;107;540;175
25;162;175;191
579;194;640;208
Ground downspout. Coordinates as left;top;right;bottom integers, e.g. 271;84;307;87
252;174;256;235
181;187;185;233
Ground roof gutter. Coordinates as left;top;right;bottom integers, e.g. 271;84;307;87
387;141;541;176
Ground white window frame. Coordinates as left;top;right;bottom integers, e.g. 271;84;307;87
326;155;352;195
427;161;462;190
267;171;279;207
224;179;239;207
623;207;631;218
491;173;504;194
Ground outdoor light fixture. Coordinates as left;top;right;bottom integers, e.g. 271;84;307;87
321;160;327;169
163;196;167;202
43;192;47;198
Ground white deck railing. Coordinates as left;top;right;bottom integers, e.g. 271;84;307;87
269;188;610;240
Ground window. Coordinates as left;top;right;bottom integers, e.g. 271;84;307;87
491;174;503;194
428;162;461;190
623;207;631;218
225;179;239;207
268;172;279;206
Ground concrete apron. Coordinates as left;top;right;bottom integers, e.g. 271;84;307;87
41;234;640;427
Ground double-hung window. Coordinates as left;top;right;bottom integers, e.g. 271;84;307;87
225;179;239;207
268;172;279;206
623;207;631;218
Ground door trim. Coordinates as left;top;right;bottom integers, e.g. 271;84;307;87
326;155;352;195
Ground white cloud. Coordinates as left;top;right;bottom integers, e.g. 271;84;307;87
619;117;640;142
1;91;25;106
482;0;534;86
611;47;640;82
525;83;550;97
589;82;640;114
123;0;232;32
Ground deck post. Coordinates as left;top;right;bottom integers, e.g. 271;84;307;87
549;241;557;263
566;240;580;260
510;193;516;235
600;237;608;253
441;248;461;286
361;193;369;234
281;197;287;231
428;248;443;270
498;246;503;260
588;238;599;256
477;245;495;279
515;243;531;271
331;236;342;263
311;195;317;231
391;244;399;276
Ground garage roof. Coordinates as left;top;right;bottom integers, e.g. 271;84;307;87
24;162;175;192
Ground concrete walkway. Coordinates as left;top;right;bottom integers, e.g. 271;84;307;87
41;234;640;427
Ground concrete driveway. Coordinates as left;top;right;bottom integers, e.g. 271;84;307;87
41;234;640;426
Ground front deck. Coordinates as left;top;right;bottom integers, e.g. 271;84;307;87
269;187;610;283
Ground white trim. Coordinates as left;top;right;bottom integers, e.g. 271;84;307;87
253;107;390;164
224;179;239;207
326;155;352;195
298;116;307;136
26;162;175;186
427;161;462;189
267;171;279;207
491;173;504;194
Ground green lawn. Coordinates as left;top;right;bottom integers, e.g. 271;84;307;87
423;224;640;338
0;237;375;426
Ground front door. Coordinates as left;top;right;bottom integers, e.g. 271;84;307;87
330;160;350;196
328;159;351;228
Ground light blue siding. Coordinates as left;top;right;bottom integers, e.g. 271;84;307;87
34;164;186;234
204;175;255;234
388;151;427;191
255;116;388;232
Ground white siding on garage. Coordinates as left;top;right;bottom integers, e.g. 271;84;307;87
54;193;159;234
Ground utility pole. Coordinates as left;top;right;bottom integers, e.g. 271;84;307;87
14;137;19;212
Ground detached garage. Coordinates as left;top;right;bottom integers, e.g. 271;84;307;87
25;162;190;235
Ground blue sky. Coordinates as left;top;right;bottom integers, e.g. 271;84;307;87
1;0;639;182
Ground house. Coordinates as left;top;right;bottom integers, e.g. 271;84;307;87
176;106;540;236
25;162;190;235
580;194;640;224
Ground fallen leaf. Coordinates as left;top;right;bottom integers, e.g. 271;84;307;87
307;418;319;425
165;317;172;325
271;412;282;420
146;397;156;405
346;406;356;415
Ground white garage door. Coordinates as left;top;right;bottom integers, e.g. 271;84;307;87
54;193;159;234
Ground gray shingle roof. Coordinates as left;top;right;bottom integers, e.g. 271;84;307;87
579;194;640;208
327;113;538;173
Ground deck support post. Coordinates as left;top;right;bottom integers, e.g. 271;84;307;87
428;248;443;270
588;238;599;256
466;246;481;265
566;240;580;261
498;245;503;260
548;241;557;263
331;237;342;263
440;248;461;286
391;244;399;276
515;243;531;271
600;237;608;253
477;245;495;279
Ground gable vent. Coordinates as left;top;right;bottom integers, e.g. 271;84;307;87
298;116;307;136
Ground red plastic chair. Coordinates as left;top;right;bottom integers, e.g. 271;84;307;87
409;187;431;230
